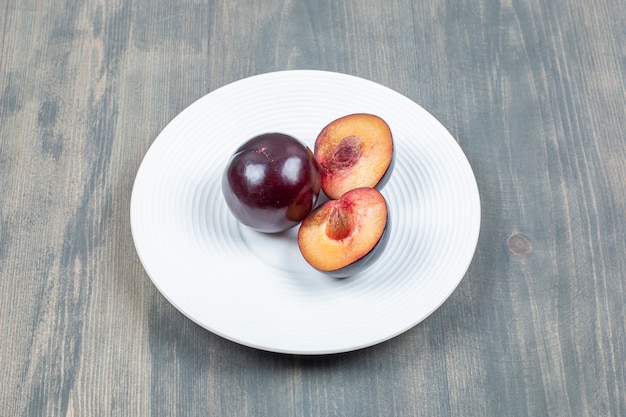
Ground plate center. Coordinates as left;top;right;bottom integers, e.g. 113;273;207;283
238;224;313;273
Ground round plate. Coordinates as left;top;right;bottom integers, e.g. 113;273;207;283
130;70;480;354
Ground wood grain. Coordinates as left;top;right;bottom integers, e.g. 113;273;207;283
1;0;625;415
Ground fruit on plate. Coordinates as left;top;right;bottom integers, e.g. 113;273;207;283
222;133;322;233
314;113;394;200
297;187;389;278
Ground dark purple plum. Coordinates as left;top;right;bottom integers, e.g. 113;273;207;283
222;133;322;233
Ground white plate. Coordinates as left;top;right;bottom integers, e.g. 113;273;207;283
130;70;481;354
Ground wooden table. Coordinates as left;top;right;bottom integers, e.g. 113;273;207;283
2;0;625;415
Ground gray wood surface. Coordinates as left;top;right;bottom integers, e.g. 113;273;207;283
1;0;625;415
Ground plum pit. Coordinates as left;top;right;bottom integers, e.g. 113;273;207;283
326;204;354;240
327;135;363;171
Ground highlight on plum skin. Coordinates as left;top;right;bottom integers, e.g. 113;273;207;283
221;133;322;233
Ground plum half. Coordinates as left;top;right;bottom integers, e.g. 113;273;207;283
297;187;389;278
314;113;394;200
222;133;322;233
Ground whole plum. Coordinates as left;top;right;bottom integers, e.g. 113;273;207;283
222;133;322;233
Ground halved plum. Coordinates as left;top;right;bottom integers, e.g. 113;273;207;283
297;187;389;278
314;113;394;200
